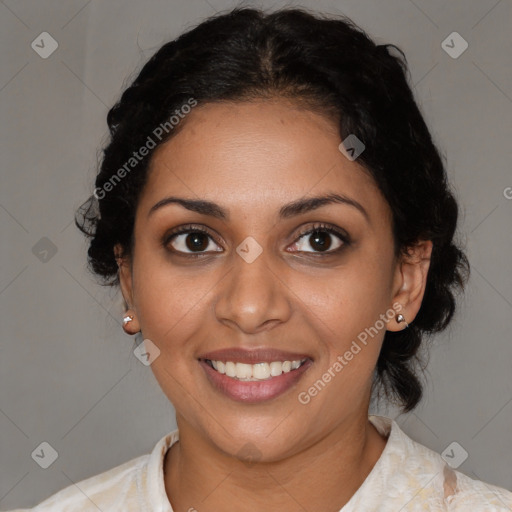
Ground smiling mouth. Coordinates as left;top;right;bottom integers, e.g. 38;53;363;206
202;358;309;381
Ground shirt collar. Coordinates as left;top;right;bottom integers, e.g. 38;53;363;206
143;415;400;511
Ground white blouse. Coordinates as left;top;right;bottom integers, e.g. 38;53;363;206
6;415;512;511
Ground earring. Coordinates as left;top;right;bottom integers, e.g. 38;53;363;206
396;313;409;328
123;314;133;325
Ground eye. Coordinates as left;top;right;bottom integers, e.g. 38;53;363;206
288;223;349;254
163;222;350;257
163;224;222;256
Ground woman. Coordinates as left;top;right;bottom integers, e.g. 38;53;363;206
9;6;512;512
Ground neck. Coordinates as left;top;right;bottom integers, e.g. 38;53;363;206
163;411;388;512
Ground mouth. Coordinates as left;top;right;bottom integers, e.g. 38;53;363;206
198;349;313;403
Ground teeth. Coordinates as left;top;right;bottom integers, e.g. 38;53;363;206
225;361;236;378
235;362;253;379
253;362;270;380
207;358;306;380
269;361;282;377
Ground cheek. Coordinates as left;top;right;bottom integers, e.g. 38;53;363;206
292;252;393;401
131;253;215;355
133;265;210;412
295;256;392;338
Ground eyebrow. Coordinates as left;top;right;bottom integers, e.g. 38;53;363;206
148;193;369;223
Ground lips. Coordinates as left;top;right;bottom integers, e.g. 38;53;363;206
198;347;313;403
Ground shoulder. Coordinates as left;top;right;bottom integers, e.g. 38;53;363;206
4;429;179;512
443;468;512;511
357;416;512;511
394;420;512;511
6;454;149;512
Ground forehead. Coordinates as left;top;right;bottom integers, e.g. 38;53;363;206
138;100;390;224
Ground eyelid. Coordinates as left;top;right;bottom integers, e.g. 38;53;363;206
294;222;351;244
162;223;222;251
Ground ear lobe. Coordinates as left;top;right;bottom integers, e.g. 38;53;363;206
387;240;433;331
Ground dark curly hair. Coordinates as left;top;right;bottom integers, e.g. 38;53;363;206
75;6;470;413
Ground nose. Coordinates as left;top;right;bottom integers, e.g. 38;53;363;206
213;246;292;334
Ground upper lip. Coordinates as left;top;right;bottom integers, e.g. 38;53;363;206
198;347;312;364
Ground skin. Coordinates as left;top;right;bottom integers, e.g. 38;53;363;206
115;99;433;512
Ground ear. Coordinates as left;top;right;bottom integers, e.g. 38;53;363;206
387;240;433;332
114;243;140;334
114;243;134;306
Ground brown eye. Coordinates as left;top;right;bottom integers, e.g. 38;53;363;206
295;230;343;253
288;223;350;254
164;225;223;255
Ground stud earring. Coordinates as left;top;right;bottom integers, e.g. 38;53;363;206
123;314;133;325
396;313;409;328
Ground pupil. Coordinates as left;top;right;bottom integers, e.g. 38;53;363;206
186;233;208;251
310;230;331;251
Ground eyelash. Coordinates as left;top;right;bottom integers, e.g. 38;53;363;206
162;222;351;258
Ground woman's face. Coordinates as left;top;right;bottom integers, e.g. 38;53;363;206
118;100;413;461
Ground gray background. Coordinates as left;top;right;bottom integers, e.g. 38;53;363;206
1;0;511;509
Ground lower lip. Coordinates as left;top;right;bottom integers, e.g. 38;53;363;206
199;359;313;403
